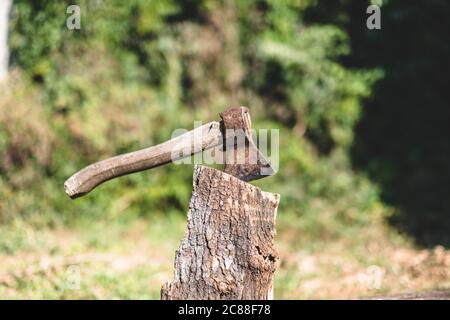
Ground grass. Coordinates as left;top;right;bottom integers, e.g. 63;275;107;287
1;211;450;299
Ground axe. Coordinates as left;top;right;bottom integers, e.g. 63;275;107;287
64;107;274;199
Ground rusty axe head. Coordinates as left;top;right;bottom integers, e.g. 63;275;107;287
64;107;274;198
220;107;274;181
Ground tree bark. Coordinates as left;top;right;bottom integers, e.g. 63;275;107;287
0;0;12;81
161;165;280;300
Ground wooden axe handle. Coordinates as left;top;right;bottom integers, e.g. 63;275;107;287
64;121;222;198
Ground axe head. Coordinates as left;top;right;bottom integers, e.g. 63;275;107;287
220;107;274;182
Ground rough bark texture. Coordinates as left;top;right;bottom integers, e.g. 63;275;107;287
161;165;280;300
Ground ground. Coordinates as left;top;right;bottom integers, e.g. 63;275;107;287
1;212;450;299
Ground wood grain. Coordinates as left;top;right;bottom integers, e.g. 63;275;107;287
64;121;222;198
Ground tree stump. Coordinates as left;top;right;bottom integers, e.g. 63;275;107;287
161;165;280;300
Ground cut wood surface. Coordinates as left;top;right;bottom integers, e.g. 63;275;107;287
161;165;280;300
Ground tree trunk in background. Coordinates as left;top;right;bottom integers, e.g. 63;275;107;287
0;0;11;80
0;0;12;80
161;166;280;300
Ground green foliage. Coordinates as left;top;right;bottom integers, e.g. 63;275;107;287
3;0;450;300
1;0;388;240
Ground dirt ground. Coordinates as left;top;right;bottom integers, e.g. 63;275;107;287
1;214;450;299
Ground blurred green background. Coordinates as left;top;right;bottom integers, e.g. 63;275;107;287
0;0;449;299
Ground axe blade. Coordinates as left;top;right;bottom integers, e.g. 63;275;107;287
220;107;274;181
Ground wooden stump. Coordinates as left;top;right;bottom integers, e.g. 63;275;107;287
161;165;280;300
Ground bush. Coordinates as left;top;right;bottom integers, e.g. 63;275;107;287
1;0;389;239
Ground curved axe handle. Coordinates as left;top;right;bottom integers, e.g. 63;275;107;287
64;121;222;198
